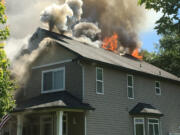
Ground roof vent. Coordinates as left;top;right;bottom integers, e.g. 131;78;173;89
159;71;161;75
140;64;142;68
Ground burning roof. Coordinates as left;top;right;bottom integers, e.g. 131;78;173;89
31;28;180;83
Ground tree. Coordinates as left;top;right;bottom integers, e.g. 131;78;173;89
142;33;180;77
138;0;180;35
0;0;15;119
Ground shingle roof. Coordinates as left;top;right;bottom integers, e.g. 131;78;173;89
14;91;94;112
35;28;180;82
129;103;163;117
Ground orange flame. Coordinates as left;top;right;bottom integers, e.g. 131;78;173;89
102;33;118;52
132;48;143;60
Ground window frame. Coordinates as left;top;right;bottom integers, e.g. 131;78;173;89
96;67;104;95
148;118;160;135
134;117;145;135
127;74;134;99
41;67;65;94
155;81;161;96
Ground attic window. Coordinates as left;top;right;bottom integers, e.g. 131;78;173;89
96;67;104;94
155;81;161;96
42;67;65;93
127;75;134;99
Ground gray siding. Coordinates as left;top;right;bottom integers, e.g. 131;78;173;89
83;63;180;135
16;44;83;102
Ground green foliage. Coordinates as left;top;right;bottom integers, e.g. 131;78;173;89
0;1;16;119
142;33;180;77
138;0;180;35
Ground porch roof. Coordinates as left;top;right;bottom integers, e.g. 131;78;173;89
14;91;94;112
129;103;164;117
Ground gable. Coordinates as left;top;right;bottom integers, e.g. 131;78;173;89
32;42;78;68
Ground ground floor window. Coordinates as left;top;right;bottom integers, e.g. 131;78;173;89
134;118;145;135
134;117;160;135
148;119;160;135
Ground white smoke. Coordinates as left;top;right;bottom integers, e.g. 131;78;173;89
40;4;73;32
40;0;102;47
5;36;30;62
11;38;52;84
40;0;84;32
73;22;101;40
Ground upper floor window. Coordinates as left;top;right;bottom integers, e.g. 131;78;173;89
134;118;145;135
96;67;104;94
155;81;161;95
148;118;160;135
127;75;134;99
42;67;65;93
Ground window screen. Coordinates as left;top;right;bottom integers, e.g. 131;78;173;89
96;67;104;94
43;68;65;92
127;75;134;99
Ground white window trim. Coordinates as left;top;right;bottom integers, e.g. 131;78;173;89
32;59;72;69
155;81;161;96
41;67;65;94
148;118;160;135
134;117;145;135
127;74;134;99
96;67;104;95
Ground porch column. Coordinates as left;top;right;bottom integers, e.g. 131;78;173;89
17;114;23;135
56;111;63;135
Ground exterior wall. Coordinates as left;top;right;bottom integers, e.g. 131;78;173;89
83;62;180;135
67;112;85;135
15;44;83;102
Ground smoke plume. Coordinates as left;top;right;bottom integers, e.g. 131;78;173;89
40;4;73;32
83;0;145;53
5;0;148;84
73;22;101;41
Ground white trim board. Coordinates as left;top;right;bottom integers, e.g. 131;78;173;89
32;59;72;69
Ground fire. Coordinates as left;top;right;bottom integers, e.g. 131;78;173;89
132;48;143;60
102;33;118;52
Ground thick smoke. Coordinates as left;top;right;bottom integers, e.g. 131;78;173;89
40;4;73;32
40;0;83;32
83;0;145;53
73;22;101;41
11;38;52;84
5;0;148;84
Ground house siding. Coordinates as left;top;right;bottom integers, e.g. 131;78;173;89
15;44;83;102
83;63;180;135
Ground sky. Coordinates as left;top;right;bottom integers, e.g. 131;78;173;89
139;9;162;52
140;30;161;52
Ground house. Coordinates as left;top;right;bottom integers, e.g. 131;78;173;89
1;28;180;135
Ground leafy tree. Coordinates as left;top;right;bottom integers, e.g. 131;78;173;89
138;0;180;35
142;33;180;77
0;0;15;119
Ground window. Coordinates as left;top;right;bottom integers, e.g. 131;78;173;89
148;119;160;135
96;67;104;94
155;81;161;95
134;118;145;135
42;67;65;93
127;75;134;99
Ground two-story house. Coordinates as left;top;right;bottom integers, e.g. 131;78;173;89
1;28;180;135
